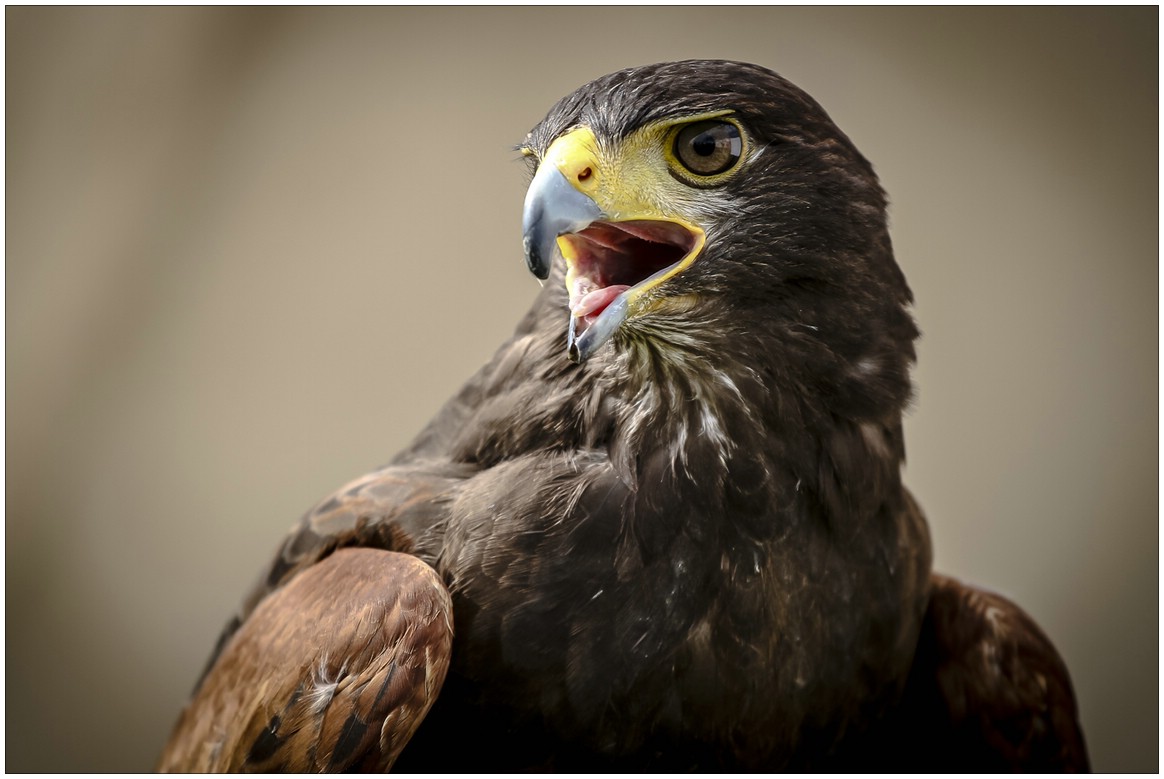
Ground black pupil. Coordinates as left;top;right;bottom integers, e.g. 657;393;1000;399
692;133;718;157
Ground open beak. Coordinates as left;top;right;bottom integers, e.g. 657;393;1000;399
521;128;705;363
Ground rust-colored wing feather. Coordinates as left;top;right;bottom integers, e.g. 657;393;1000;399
885;573;1090;771
191;461;473;693
158;548;453;772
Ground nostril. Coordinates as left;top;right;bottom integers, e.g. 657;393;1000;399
577;167;592;182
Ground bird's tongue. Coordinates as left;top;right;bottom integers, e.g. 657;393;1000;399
572;284;630;319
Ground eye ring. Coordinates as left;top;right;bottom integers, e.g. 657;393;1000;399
670;119;745;180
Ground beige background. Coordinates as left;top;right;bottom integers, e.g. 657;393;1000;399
6;7;1157;772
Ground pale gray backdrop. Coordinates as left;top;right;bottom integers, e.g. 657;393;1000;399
6;7;1157;772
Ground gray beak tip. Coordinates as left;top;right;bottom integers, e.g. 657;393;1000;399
522;235;550;280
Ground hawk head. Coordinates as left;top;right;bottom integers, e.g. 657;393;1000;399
520;60;917;422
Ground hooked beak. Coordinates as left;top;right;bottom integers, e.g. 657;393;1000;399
520;127;705;363
521;162;604;281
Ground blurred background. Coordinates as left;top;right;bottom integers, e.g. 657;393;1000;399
6;7;1157;771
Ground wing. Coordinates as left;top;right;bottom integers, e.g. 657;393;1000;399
158;548;453;772
190;459;475;694
161;286;561;770
885;573;1090;771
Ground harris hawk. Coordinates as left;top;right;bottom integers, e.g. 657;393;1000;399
158;60;1089;772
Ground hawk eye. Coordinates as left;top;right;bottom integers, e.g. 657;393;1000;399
673;120;743;177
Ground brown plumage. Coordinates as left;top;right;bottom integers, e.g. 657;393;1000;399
158;549;452;772
158;60;1088;771
879;575;1092;771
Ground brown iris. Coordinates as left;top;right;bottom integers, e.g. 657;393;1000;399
673;120;743;176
